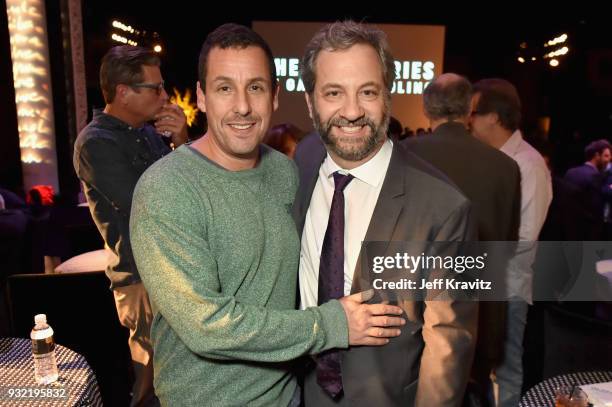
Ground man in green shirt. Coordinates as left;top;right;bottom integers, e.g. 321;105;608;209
130;23;404;407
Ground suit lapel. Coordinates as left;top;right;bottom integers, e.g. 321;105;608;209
351;144;406;293
292;136;327;236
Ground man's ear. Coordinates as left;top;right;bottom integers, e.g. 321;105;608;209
305;92;314;120
489;112;500;126
196;81;206;113
115;84;130;104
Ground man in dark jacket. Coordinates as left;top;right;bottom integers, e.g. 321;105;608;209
73;46;187;407
404;73;521;404
564;139;611;240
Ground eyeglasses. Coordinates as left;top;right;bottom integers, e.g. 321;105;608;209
130;80;165;96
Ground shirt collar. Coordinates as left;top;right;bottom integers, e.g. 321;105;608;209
92;109;147;132
321;139;393;187
500;129;523;157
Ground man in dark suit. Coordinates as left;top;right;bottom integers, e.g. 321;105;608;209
604;163;612;239
294;21;478;407
404;74;521;243
403;74;521;403
564;139;611;240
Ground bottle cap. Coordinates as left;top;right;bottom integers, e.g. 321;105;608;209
34;314;47;324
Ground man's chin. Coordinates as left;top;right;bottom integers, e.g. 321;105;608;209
329;140;377;162
230;140;261;157
326;131;370;149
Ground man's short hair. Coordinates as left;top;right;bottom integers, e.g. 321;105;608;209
585;139;611;160
423;75;472;121
473;78;522;131
198;23;277;93
99;46;160;104
301;20;395;96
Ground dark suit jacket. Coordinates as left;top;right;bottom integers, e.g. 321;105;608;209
604;168;612;204
539;177;593;241
403;122;521;242
564;163;606;239
294;134;478;407
403;121;521;388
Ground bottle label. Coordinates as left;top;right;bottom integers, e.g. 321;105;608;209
32;337;55;355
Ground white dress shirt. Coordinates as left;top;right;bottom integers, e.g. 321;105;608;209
501;130;552;302
299;140;393;309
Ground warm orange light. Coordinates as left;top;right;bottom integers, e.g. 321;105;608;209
170;88;199;127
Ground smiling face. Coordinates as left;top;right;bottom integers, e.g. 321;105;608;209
306;43;389;169
197;46;279;164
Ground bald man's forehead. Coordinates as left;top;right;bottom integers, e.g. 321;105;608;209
436;73;463;85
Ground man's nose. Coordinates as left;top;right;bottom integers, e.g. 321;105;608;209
339;94;364;121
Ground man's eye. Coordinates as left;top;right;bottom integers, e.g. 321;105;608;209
249;84;264;92
218;86;231;93
325;90;340;97
362;89;378;97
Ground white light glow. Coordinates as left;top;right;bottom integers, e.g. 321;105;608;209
547;33;569;47
544;46;570;59
7;0;59;191
21;152;42;164
111;33;127;43
111;33;137;46
112;20;135;34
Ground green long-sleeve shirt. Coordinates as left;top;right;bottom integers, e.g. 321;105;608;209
130;144;348;406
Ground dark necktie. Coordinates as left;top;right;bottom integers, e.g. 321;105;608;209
316;171;354;399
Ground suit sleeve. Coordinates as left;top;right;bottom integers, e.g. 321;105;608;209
416;200;478;407
603;172;612;201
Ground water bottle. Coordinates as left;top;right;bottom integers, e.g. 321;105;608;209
31;314;59;384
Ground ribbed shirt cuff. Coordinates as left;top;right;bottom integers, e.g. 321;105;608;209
317;299;349;350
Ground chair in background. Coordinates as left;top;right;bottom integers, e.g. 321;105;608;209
54;249;113;274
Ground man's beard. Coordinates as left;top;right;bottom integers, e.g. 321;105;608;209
310;98;390;162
